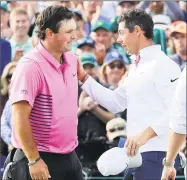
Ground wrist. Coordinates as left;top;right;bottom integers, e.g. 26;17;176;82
162;157;175;167
27;151;40;162
80;73;89;84
28;156;41;166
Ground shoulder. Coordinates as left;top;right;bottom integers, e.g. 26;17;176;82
155;51;180;70
14;57;42;78
0;39;11;48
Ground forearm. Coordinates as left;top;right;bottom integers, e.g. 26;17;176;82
15;118;39;160
166;130;186;162
82;77;127;114
140;127;157;142
92;106;115;124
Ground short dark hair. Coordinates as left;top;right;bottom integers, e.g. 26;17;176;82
36;5;74;40
118;9;154;39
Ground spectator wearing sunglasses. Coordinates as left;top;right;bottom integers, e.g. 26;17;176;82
100;50;127;89
1;61;17;156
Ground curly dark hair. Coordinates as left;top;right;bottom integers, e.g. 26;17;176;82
118;9;154;39
35;5;74;40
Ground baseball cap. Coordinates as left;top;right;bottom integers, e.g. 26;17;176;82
110;16;119;33
170;21;187;36
104;50;125;65
153;14;171;30
71;8;83;20
91;20;111;32
0;1;8;11
118;1;137;5
77;37;95;49
79;53;97;66
97;138;142;176
106;118;126;142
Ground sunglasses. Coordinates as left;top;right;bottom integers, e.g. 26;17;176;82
108;63;124;69
6;73;13;80
108;126;125;133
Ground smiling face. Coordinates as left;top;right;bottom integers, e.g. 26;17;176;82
105;60;126;84
117;22;141;55
10;13;30;37
45;18;77;53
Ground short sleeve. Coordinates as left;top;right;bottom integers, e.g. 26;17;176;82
9;59;42;107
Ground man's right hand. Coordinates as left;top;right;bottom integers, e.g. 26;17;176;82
29;159;51;180
77;59;87;82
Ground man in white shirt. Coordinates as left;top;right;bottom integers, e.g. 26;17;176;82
77;9;182;179
161;66;186;180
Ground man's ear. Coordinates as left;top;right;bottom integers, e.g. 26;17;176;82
134;25;142;37
45;28;53;39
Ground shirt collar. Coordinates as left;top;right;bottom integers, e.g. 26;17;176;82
139;44;161;63
36;41;63;69
130;45;161;64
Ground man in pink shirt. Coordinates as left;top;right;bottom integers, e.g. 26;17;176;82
7;6;83;180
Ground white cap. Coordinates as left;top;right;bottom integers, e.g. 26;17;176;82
97;147;142;176
106;118;127;142
153;14;171;30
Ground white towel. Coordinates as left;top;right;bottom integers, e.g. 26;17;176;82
97;147;142;176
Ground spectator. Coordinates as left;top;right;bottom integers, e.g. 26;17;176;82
1;99;14;153
170;21;187;71
110;16;131;64
0;38;11;75
152;14;171;31
92;20;130;66
9;8;32;61
71;9;86;54
31;25;39;48
1;1;12;39
137;1;184;21
1;61;17;98
179;1;187;22
100;50;128;89
116;1;137;16
153;29;167;54
106;118;127;143
6;1;18;12
52;1;72;8
82;1;104;35
76;36;95;55
0;61;17;126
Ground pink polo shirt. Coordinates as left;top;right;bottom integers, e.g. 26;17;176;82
10;42;78;154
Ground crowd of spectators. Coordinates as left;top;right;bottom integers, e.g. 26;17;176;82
0;1;186;179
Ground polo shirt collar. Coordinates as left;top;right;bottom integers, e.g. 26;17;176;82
139;44;161;63
36;41;64;69
130;45;161;64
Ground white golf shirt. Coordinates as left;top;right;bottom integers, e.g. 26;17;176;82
82;45;181;152
170;66;186;135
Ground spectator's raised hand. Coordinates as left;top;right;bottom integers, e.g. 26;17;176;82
13;49;24;62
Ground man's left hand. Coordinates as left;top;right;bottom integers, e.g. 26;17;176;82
125;135;147;156
161;166;176;180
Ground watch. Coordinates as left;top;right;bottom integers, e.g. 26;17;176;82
162;158;175;167
28;157;41;166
